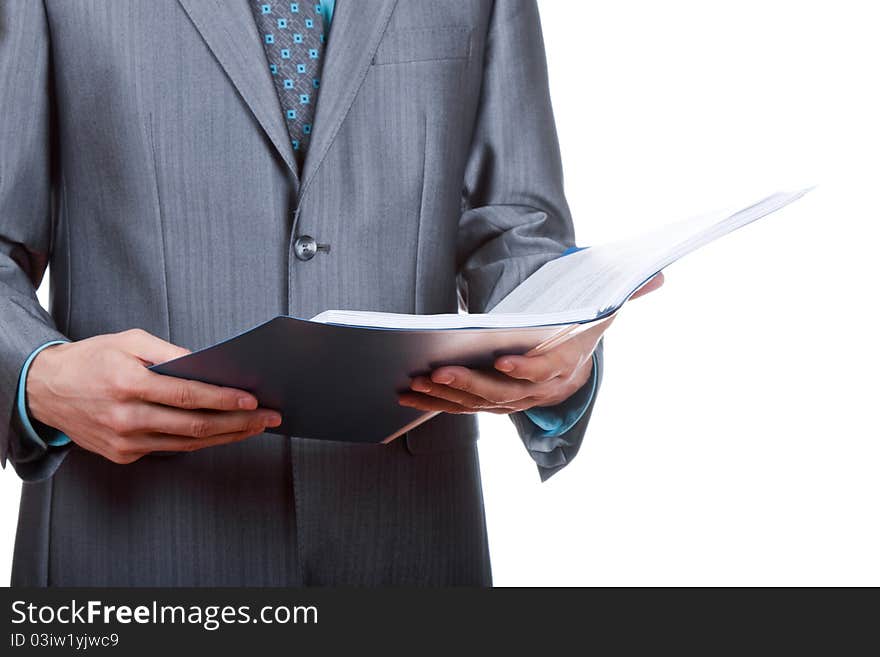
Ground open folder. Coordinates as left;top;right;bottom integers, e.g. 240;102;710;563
150;188;811;443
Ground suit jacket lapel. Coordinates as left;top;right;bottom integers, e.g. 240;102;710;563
299;0;399;192
177;0;399;192
177;0;298;179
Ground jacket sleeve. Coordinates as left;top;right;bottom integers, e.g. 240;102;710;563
456;0;603;480
0;0;71;479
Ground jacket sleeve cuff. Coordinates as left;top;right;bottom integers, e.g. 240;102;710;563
522;350;598;437
14;340;71;457
509;340;604;480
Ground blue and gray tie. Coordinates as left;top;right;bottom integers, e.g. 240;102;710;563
250;2;327;171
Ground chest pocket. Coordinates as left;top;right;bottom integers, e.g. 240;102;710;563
372;26;472;65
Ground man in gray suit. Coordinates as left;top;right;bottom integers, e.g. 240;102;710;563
1;0;660;586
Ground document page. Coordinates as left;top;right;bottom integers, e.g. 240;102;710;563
312;189;811;330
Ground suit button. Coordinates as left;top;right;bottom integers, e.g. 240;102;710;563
294;235;318;261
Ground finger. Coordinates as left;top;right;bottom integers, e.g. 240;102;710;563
494;351;565;383
398;392;516;415
133;425;269;455
429;366;535;405
125;406;281;438
409;376;498;409
629;271;665;300
119;328;190;366
135;371;259;410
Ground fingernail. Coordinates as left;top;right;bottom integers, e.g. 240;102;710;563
496;360;514;372
411;379;430;393
238;396;257;410
264;413;282;427
433;372;454;385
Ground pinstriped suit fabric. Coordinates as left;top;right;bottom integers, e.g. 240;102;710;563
1;0;601;586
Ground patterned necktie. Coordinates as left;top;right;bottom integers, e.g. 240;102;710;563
250;2;328;171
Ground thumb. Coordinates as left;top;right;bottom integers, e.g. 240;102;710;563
120;329;190;366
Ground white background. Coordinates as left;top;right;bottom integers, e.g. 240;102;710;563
2;0;878;586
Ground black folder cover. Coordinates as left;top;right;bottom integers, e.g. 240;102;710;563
150;316;568;443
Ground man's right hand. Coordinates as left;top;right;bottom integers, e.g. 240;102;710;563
25;329;281;464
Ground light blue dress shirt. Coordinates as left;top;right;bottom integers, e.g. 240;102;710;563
15;0;595;452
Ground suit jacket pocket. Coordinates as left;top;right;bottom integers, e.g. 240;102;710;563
372;26;472;65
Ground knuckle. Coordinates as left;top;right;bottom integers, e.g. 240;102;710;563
108;371;134;399
106;407;135;434
188;418;212;438
115;329;143;348
126;384;147;403
107;447;139;465
219;391;238;409
107;435;132;454
174;385;196;409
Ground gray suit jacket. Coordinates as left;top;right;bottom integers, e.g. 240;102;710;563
0;0;602;585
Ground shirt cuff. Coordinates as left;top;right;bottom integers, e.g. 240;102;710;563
16;340;71;449
523;351;599;437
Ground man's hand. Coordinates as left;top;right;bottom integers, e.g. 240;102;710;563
398;273;665;415
26;329;281;464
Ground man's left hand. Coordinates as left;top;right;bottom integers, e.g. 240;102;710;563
398;273;664;415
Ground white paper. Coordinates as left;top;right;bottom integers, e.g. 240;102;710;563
311;188;812;330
